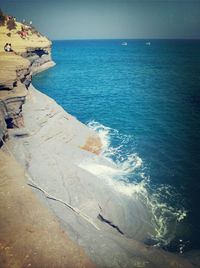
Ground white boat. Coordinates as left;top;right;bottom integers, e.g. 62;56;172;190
121;42;128;46
146;42;151;46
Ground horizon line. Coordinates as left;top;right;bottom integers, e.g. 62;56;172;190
51;38;200;41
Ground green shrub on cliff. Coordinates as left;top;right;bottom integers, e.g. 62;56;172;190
7;18;17;31
0;9;6;26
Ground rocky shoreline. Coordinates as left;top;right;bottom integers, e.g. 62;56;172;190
0;17;197;268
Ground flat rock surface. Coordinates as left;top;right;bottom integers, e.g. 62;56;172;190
0;150;95;268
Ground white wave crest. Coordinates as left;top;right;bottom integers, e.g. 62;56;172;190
86;120;187;246
87;120;113;154
88;120;143;175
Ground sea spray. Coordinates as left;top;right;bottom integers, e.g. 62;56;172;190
86;121;187;246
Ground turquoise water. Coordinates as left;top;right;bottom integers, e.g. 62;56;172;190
33;40;200;252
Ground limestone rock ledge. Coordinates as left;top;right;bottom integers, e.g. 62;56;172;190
0;17;55;142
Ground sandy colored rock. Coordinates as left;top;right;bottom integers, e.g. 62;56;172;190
0;53;30;90
0;16;55;142
0;150;95;268
0;18;55;90
0;82;27;100
81;136;102;155
0;22;51;54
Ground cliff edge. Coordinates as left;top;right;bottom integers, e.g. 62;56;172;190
0;13;56;141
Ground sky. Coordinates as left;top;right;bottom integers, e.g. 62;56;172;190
0;0;200;40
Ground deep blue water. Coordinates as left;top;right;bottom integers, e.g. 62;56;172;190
33;39;200;252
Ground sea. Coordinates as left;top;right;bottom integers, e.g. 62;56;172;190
32;39;200;254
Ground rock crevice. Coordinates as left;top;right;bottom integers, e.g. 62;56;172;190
97;213;124;235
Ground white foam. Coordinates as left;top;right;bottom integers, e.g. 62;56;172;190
88;120;143;174
86;121;187;245
79;158;147;197
88;121;112;153
119;154;143;174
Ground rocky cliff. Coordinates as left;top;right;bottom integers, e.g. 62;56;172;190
0;17;55;142
0;15;197;268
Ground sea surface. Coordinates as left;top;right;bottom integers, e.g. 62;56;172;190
33;39;200;253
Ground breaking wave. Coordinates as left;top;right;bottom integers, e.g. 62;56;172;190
87;120;187;247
